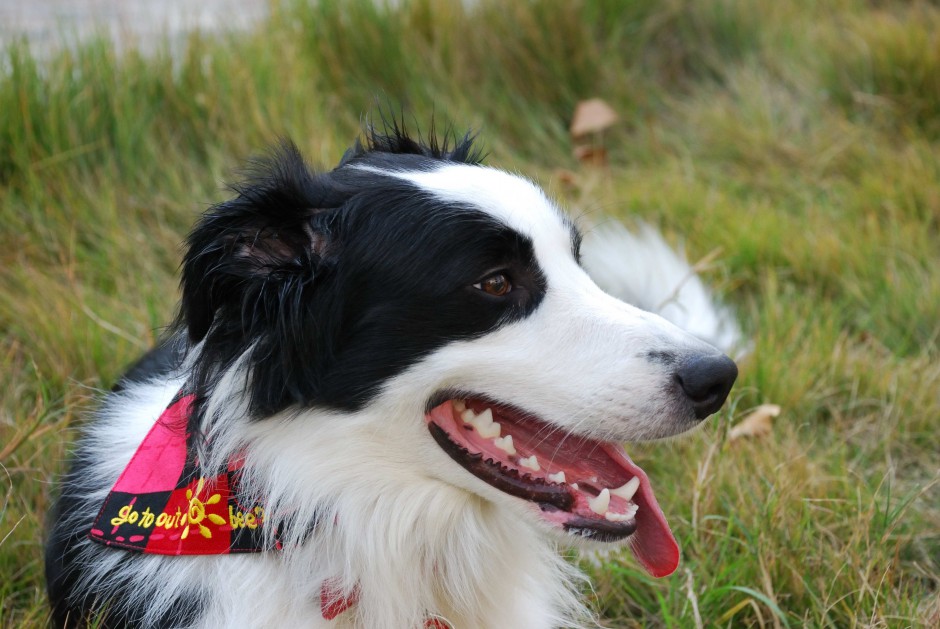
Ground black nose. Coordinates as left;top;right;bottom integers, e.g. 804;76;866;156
676;354;738;419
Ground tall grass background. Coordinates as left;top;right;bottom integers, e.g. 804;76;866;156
1;0;938;626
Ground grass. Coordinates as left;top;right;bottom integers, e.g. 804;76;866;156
1;0;938;626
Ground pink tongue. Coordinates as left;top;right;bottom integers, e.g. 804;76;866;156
600;444;680;577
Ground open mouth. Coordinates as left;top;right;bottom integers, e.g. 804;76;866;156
426;398;680;578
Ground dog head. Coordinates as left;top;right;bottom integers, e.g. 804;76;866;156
177;127;737;578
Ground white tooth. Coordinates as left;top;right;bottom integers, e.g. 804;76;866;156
571;483;579;490
472;409;501;438
627;504;639;518
470;408;491;429
610;477;640;503
588;488;610;515
478;422;501;439
453;399;467;413
519;455;540;471
547;471;566;484
493;435;516;455
605;511;633;522
460;409;476;423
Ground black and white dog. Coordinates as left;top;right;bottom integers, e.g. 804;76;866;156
46;127;738;628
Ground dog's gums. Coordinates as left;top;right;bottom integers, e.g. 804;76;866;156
426;398;681;577
429;423;576;511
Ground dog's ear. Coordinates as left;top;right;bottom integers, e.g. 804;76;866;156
179;142;338;343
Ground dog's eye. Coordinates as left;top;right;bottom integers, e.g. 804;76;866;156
473;273;512;297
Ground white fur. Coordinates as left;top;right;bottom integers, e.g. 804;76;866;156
65;162;739;628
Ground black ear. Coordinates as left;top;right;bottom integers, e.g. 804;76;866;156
179;142;337;343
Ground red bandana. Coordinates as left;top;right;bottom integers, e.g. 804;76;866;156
88;391;450;626
88;392;270;555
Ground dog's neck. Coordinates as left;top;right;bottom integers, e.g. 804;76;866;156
222;403;592;628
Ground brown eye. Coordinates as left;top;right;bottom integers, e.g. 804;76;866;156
473;273;512;297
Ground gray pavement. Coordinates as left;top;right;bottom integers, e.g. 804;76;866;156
0;0;268;54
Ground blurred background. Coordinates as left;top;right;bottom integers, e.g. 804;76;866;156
0;1;267;55
0;1;938;626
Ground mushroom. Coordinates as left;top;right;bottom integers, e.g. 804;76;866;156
570;98;618;139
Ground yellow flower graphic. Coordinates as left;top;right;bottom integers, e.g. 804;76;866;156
181;477;227;540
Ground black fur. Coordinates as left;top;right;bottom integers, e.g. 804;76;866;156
177;132;545;426
339;117;485;166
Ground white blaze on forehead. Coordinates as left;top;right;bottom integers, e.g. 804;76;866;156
378;164;577;271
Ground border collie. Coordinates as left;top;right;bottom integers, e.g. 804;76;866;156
45;126;738;628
